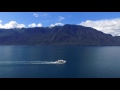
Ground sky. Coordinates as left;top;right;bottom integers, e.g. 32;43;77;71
1;12;120;36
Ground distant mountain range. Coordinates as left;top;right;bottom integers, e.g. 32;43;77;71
0;24;120;46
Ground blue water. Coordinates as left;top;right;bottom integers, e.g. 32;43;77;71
0;46;120;78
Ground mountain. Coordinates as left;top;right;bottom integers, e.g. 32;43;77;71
0;24;119;46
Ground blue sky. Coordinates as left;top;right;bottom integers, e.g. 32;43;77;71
1;12;120;36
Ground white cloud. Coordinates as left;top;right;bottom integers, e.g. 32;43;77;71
37;23;42;27
0;20;2;23
42;13;48;17
28;23;42;27
58;16;65;21
28;23;36;27
33;13;39;17
50;23;64;27
0;20;26;29
79;18;120;36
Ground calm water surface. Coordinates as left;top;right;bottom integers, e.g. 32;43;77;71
0;46;120;78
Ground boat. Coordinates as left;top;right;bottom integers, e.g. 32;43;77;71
55;60;66;64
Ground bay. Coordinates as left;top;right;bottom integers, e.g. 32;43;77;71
0;46;120;78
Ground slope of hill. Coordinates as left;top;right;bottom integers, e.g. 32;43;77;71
0;24;119;46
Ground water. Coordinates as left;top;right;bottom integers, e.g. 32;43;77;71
0;46;120;78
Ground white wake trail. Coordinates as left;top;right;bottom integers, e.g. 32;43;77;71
0;61;59;65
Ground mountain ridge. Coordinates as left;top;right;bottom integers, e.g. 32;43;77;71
0;24;119;46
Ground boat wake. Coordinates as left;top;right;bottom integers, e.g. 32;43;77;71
0;60;66;65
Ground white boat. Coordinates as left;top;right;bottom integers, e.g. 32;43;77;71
55;60;66;64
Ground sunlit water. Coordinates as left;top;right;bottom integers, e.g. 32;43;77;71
0;46;120;78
